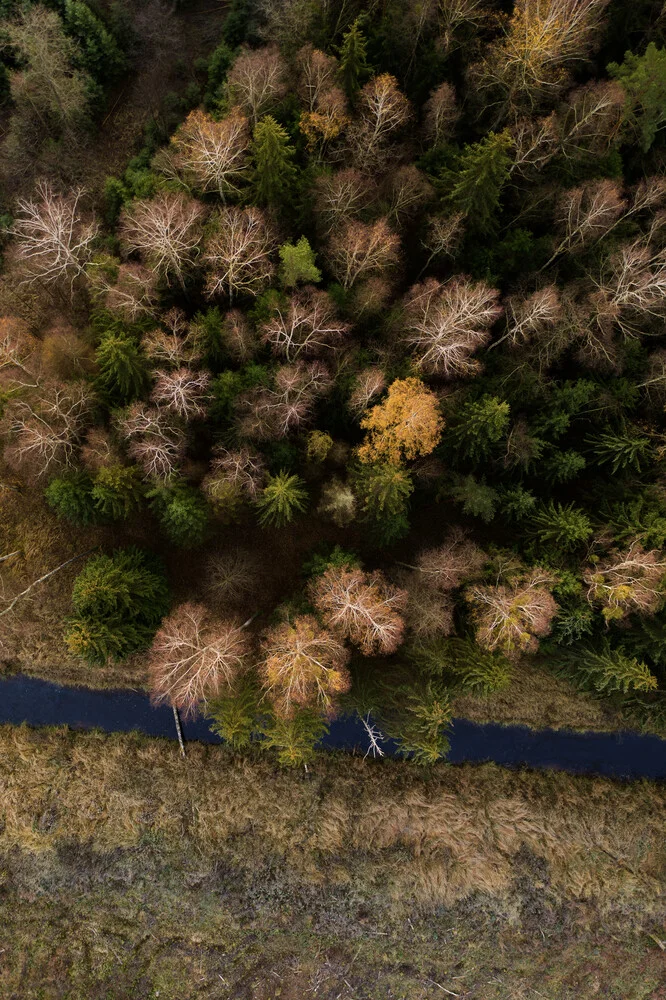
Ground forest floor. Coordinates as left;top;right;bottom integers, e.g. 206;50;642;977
76;0;230;196
0;726;665;999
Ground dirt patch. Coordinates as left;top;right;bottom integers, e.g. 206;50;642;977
77;0;229;194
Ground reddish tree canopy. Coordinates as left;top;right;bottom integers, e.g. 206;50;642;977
310;564;407;655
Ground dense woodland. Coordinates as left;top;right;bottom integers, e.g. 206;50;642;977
2;0;666;763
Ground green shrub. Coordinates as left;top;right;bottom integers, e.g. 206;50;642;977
45;473;98;525
65;548;170;664
91;465;144;520
148;484;209;547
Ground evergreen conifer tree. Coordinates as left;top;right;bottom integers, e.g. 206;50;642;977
279;237;322;288
95;332;149;401
449;131;513;229
338;18;370;101
448;395;510;462
64;0;126;84
353;463;413;545
45;472;98;525
91;465;144;521
578;643;658;695
251;116;297;207
148;484;209;547
65;548;170;664
609;43;666;152
255;470;308;527
529;501;592;551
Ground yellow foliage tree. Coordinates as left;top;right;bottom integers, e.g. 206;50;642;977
357;377;443;464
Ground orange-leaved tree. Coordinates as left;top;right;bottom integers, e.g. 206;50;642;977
357;376;443;464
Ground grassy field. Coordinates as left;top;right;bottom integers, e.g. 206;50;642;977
0;725;664;998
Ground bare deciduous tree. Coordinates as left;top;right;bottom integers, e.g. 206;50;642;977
227;45;287;124
420;212;465;271
203;206;277;301
150;367;211;420
423;81;458;145
119;192;205;286
408;529;486;591
509;114;558;178
202;446;267;501
296;44;338;110
116;402;185;482
260;614;351;717
327;218;400;289
237;361;332;439
80;427;119;472
317;477;357;526
584;544;666;621
466;570;558;658
310;564;407;655
261;286;351;360
348;367;386;417
170;108;251;201
148;602;251;717
144;317;204;369
299;86;349;157
552;179;626;258
92;261;159;322
313;168;374;233
587;238;666;340
438;0;492;53
0;315;40;386
5;6;90;147
349;73;411;168
384;166;434;226
498;285;562;349
204;549;260;607
401;276;502;377
404;581;455;641
3;382;91;478
471;0;610;119
557;81;625;162
11;182;99;293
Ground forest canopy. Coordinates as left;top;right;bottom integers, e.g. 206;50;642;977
2;0;666;764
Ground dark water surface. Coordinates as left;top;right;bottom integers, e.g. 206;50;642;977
1;674;665;780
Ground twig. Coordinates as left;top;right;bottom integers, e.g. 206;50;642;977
0;551;20;564
425;980;460;997
0;547;97;618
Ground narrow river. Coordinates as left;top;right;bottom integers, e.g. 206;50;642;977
1;674;665;779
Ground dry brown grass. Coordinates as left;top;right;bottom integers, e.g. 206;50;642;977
0;726;665;999
1;725;664;922
451;657;622;732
